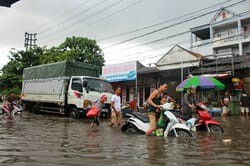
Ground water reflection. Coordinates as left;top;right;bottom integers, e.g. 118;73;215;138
146;137;166;165
0;113;250;165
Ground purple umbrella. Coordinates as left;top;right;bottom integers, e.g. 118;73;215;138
176;76;225;92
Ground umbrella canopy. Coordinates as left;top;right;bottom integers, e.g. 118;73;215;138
176;76;225;92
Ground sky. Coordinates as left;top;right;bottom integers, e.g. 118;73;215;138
0;0;249;69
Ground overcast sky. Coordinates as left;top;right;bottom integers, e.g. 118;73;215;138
0;0;249;69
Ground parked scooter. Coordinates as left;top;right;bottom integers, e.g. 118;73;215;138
2;101;23;116
121;103;192;138
178;103;223;135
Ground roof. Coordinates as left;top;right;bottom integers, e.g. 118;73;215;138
191;55;250;74
210;7;236;24
0;0;20;7
137;67;159;74
157;44;203;65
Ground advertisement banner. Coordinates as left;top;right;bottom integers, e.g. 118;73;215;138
102;61;137;82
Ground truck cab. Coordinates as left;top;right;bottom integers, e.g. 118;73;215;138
67;76;114;118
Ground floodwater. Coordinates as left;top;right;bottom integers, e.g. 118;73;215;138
0;112;250;166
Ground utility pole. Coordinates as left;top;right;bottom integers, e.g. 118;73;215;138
24;32;37;50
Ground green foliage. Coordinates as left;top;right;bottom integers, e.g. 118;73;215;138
58;36;104;66
1;87;21;96
0;36;104;95
40;36;105;66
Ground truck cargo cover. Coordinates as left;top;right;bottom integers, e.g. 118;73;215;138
23;61;101;80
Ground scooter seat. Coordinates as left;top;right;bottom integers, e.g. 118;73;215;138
131;112;150;123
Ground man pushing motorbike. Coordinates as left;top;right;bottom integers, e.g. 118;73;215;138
181;86;197;121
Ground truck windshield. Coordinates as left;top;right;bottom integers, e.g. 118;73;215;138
84;78;114;93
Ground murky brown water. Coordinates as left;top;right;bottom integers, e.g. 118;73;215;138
0;112;250;166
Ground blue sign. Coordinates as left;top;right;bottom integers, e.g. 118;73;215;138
105;70;136;82
102;61;137;82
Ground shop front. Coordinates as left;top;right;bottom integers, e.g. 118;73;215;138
102;61;157;107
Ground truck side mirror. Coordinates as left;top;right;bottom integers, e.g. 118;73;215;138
83;80;89;93
83;80;88;88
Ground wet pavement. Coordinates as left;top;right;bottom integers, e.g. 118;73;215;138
0;112;250;166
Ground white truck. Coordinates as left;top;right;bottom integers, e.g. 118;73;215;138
21;61;114;118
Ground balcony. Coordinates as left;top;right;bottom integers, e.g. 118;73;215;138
213;32;250;48
242;31;250;43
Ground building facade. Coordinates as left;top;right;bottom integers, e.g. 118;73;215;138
191;8;250;57
102;9;250;108
190;8;250;103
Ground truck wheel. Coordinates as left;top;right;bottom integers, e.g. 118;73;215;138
32;105;40;114
69;108;79;119
100;112;108;119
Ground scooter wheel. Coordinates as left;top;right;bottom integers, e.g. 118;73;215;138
208;124;223;135
122;123;139;134
170;129;192;138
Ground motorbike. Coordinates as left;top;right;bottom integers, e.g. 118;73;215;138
177;102;224;135
121;103;192;138
1;101;23;116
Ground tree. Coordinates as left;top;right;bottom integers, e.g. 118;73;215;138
57;36;105;66
0;47;42;95
0;36;104;95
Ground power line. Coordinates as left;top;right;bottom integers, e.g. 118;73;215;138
104;39;190;61
39;0;126;42
118;31;190;51
103;8;250;56
102;0;247;49
40;0;144;45
81;0;145;29
38;0;107;36
104;9;250;58
40;0;233;46
35;0;92;32
98;0;234;41
107;31;246;63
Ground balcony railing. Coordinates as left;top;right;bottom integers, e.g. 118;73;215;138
212;31;250;47
192;31;250;48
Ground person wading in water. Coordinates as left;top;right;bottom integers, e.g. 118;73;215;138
145;83;168;136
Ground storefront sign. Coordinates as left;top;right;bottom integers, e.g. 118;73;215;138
102;61;137;82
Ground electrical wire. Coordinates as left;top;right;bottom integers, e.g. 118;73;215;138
102;0;247;49
39;0;126;41
98;0;234;41
35;0;93;32
39;0;144;45
105;29;248;63
38;0;107;36
104;9;250;60
39;0;235;45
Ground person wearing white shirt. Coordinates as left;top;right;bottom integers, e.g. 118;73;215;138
110;86;122;127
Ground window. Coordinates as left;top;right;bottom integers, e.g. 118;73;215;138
71;78;83;92
84;78;114;93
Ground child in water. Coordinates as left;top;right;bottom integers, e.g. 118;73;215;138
90;94;107;127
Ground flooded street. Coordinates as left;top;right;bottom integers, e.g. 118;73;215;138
0;112;250;166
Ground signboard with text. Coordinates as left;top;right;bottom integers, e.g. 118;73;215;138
102;61;137;82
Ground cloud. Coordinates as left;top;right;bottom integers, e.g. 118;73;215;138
0;0;248;69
